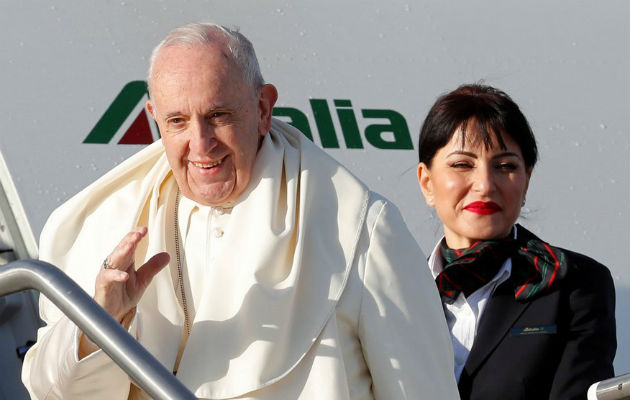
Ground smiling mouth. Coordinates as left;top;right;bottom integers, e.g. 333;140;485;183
191;159;223;169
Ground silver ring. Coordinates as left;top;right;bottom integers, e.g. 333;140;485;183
102;257;114;270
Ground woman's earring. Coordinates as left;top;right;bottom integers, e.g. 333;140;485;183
521;197;526;207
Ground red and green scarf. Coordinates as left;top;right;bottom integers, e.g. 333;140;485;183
435;225;568;304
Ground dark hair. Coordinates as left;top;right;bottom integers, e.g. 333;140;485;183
418;84;538;169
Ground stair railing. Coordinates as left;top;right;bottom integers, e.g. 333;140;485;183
0;259;196;400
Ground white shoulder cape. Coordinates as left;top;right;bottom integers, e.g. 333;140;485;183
38;118;369;398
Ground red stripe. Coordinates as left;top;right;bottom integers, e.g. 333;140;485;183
460;264;488;283
440;273;462;290
544;243;560;287
515;276;534;298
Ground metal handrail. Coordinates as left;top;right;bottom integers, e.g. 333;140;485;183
588;373;630;400
0;259;196;400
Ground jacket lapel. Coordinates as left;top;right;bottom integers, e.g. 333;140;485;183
462;225;544;377
463;277;530;376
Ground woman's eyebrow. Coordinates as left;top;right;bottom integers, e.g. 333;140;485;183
492;151;522;159
446;150;477;158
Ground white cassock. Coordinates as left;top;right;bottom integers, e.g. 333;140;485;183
22;119;459;400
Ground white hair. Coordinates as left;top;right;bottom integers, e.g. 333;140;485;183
147;22;264;96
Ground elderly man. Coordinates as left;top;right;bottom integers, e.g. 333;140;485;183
22;23;458;399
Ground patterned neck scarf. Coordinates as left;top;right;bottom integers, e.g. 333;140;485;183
435;225;568;304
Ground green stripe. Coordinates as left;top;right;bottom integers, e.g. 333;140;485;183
83;81;148;143
524;262;548;299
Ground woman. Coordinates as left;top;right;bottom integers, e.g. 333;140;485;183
416;84;616;400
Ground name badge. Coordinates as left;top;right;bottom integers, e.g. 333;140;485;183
509;324;557;336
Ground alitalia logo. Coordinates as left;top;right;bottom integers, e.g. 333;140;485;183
83;81;157;145
84;81;414;150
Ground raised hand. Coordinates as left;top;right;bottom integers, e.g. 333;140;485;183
79;227;169;358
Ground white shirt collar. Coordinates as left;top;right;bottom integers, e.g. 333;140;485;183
178;194;233;238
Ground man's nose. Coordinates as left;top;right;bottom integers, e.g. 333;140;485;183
189;118;217;153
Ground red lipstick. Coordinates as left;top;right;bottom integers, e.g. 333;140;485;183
464;201;501;215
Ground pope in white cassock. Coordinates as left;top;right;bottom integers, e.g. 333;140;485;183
21;22;459;400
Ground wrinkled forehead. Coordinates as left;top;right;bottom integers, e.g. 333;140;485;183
148;47;255;118
153;43;230;75
149;42;242;95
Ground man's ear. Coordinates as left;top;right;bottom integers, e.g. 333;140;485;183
417;162;435;206
145;100;156;120
257;84;278;136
